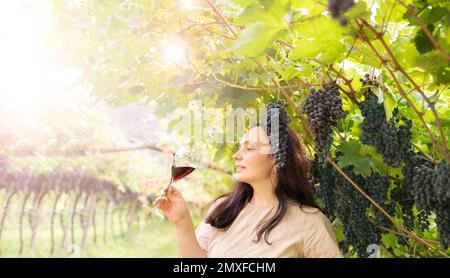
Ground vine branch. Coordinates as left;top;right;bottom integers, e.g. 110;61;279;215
205;0;238;39
10;142;232;176
397;0;450;61
326;157;449;258
252;57;315;141
312;59;359;104
355;17;449;160
355;17;450;161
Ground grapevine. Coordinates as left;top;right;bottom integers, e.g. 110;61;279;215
265;100;291;171
303;82;348;160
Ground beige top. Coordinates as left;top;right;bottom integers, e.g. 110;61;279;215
195;199;343;258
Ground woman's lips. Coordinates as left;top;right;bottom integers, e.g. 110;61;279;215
236;166;246;171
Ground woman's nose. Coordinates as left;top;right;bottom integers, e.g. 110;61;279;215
233;150;242;161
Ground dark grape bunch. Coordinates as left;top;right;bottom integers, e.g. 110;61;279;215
265;100;291;171
417;210;431;231
328;0;355;26
313;158;337;221
362;173;394;228
333;166;382;257
312;152;390;257
302;83;348;158
412;161;450;248
308;73;449;255
360;73;380;87
359;87;413;167
363;173;390;204
390;181;416;232
391;151;432;232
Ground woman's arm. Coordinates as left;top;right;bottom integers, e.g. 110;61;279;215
174;216;207;258
153;185;207;258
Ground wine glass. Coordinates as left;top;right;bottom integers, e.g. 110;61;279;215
148;145;200;218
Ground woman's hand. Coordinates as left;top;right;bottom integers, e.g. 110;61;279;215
153;185;190;225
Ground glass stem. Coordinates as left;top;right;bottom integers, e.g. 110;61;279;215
168;176;173;188
168;152;175;188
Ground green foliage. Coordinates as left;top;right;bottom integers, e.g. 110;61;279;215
45;0;450;258
336;139;390;177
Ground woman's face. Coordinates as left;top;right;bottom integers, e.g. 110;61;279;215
232;126;276;184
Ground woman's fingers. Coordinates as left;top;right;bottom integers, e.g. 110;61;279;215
166;186;182;200
170;187;179;196
153;197;165;209
153;196;171;212
158;185;172;199
153;185;181;215
153;198;162;209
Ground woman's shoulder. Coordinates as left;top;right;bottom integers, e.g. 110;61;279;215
285;199;329;225
286;199;320;212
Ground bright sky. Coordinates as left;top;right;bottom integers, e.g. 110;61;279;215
0;0;82;128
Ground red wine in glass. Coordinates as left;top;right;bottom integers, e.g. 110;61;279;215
171;166;195;182
149;145;199;219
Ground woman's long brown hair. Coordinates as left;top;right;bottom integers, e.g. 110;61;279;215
204;125;320;245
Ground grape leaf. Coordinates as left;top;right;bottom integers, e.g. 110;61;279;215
291;17;346;62
291;0;326;14
163;70;196;88
235;0;290;27
336;139;388;177
419;6;448;23
381;233;398;250
246;72;260;86
413;24;438;54
383;87;397;121
230;22;287;57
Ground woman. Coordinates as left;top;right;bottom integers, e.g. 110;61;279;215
153;122;343;258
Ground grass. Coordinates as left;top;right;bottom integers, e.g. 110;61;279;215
0;208;204;258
